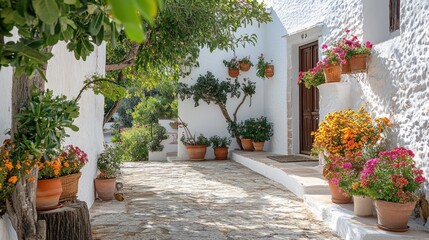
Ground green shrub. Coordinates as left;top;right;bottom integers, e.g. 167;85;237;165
116;126;151;161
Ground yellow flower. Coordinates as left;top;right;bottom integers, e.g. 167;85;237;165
8;176;18;184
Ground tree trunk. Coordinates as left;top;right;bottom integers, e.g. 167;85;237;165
37;201;92;240
7;47;52;240
103;100;121;126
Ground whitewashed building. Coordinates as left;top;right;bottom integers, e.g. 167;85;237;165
0;40;106;239
178;0;428;197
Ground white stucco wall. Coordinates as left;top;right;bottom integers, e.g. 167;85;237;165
0;41;105;239
178;25;266;160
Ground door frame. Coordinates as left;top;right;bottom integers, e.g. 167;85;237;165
283;24;323;154
298;41;319;154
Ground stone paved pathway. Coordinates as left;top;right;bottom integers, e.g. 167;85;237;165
90;161;340;240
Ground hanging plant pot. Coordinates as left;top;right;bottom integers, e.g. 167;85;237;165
323;64;341;83
59;172;82;202
374;200;416;232
240;138;254;151
228;69;239;78
252;141;265;151
264;65;274;78
350;54;368;72
36;178;63;211
353;195;373;217
185;145;207;160
213;147;228;160
327;181;352;204
341;60;351;74
239;62;251;71
95;178;116;201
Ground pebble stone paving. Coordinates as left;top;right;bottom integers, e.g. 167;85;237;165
90;161;340;240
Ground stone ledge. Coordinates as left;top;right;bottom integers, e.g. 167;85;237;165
231;151;429;240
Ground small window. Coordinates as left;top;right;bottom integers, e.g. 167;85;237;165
389;0;400;32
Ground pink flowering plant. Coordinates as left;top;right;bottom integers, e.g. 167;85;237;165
59;145;88;176
298;61;325;88
360;147;426;203
332;151;368;196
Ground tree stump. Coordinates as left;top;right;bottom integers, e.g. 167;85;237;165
37;200;92;240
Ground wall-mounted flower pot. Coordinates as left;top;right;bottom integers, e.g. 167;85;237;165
213;147;228;160
323;64;341;82
240;138;254;151
349;54;368;72
185;145;207;160
252;141;265;151
239;62;251;71
341;60;351;74
228;69;239;78
264;65;274;78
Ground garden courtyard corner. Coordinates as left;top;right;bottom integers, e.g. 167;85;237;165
1;0;429;240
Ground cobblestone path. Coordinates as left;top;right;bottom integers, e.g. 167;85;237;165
90;161;340;240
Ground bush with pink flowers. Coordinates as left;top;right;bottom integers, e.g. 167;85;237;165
361;147;426;203
297;61;325;88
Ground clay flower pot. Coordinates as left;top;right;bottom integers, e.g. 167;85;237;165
349;54;368;72
36;178;63;211
213;147;228;160
323;64;341;82
239;62;251;71
240;138;254;151
374;200;416;232
252;141;265;151
228;69;239;78
95;178;116;201
185;145;207;160
341;60;351;74
264;65;274;78
327;181;352;204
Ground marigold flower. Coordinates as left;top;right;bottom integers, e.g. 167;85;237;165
8;176;18;184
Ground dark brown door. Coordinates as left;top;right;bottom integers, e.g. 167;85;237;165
299;42;319;154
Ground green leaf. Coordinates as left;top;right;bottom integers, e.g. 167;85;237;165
133;0;157;24
68;124;79;131
89;12;104;36
64;0;76;4
32;0;60;24
123;23;145;43
108;0;145;42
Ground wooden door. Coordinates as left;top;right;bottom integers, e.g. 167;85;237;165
299;42;319;154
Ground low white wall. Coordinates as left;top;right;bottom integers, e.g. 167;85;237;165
0;41;105;239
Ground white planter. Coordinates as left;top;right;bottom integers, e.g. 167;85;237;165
353;195;373;217
317;82;352;123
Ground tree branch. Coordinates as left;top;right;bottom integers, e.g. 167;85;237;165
105;43;140;72
103;100;121;126
233;94;248;122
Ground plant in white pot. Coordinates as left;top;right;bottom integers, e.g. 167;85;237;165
95;144;122;201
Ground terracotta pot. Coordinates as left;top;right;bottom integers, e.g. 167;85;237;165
375;200;416;231
240;138;254;151
228;69;239;78
59;172;81;202
252;141;265;151
353;195;373;217
36;178;63;211
185;145;207;160
341;60;351;74
264;65;274;78
95;178;116;201
213;147;228;160
349;54;367;72
323;64;341;82
327;181;352;204
239;62;251;71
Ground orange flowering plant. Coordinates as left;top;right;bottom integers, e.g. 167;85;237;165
38;154;62;180
59;145;88;176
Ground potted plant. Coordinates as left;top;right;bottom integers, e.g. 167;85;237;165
312;107;391;203
95;144;122;201
320;46;343;82
178;119;209;160
223;56;240;78
58;145;88;202
239;56;253;71
361;148;426;231
298;62;325;89
330;29;372;73
238;119;255;151
209;135;231;160
37;154;63;210
249;116;273;151
256;53;274;79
